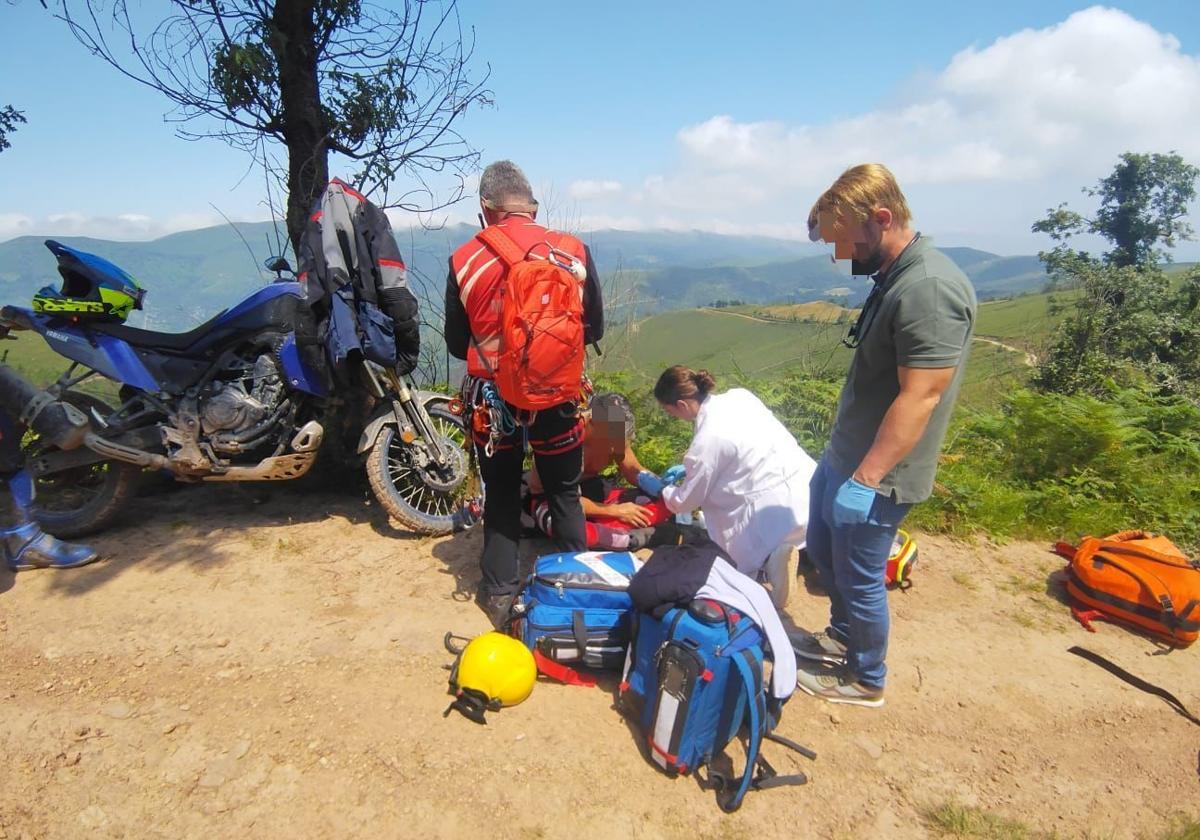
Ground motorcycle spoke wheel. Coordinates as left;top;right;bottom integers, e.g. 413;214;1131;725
20;391;140;538
366;403;479;535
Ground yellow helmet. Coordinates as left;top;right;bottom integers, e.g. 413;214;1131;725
445;632;536;724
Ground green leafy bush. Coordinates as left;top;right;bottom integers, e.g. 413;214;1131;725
912;387;1200;549
600;367;1200;550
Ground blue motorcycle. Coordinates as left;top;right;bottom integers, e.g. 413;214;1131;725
1;240;478;537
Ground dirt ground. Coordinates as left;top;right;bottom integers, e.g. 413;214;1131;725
1;479;1197;839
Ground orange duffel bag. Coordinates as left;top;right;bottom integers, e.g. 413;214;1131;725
1055;530;1200;647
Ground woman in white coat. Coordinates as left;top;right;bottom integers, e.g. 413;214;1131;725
640;366;817;585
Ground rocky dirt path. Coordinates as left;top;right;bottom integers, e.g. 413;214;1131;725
1;481;1196;839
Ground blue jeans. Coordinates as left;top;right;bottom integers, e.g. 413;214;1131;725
806;455;911;689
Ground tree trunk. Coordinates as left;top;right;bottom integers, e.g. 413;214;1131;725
270;0;328;256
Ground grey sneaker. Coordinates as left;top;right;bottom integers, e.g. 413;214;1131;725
795;668;885;708
791;629;848;665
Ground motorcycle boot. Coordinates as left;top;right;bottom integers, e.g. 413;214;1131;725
2;470;99;572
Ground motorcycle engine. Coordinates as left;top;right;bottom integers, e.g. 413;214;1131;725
200;355;283;434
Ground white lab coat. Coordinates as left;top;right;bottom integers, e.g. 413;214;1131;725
662;389;816;577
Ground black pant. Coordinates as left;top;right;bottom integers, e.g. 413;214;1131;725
0;407;21;477
476;400;586;595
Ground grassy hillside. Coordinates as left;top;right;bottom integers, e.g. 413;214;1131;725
598;308;853;380
742;301;850;322
598;287;1073;409
607;288;1065;363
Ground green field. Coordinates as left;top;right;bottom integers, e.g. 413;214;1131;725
598;288;1069;407
598;308;854;379
1;332;119;401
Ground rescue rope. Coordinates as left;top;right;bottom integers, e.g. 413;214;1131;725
461;375;519;457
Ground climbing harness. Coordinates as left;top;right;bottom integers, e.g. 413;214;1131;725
460;375;519;457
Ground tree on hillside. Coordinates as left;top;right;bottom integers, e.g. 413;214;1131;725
1034;152;1198;269
1031;152;1200;401
54;0;491;253
0;105;26;153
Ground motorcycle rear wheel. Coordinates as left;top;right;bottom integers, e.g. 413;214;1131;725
365;402;478;535
22;391;141;539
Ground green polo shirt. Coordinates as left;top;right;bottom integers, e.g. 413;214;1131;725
826;236;977;504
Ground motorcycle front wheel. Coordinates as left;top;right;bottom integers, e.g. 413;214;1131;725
22;391;141;538
365;402;479;535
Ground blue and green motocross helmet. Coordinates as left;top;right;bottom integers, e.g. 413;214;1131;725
32;240;146;321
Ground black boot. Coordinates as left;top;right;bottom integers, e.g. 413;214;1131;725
474;587;517;631
2;471;98;571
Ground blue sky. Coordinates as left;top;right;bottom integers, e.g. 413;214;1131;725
2;1;1199;256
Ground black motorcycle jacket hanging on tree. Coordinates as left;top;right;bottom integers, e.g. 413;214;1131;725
298;179;421;381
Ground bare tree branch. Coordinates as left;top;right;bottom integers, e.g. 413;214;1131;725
55;0;492;251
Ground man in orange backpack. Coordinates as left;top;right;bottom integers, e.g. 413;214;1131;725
444;160;604;627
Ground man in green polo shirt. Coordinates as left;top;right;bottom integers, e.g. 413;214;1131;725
794;163;976;707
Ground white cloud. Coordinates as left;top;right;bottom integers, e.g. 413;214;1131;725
0;214;34;239
568;179;623;201
617;6;1200;251
668;8;1200;190
0;210;268;242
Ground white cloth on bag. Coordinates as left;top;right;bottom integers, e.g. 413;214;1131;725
697;556;797;700
661;388;816;577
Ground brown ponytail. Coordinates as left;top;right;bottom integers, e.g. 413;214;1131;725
654;365;717;405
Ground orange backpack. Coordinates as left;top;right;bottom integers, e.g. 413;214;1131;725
476;225;586;411
1055;530;1200;647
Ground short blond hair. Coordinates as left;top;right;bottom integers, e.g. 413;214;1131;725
810;163;912;233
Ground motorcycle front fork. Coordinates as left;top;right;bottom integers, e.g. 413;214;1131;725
360;364;450;468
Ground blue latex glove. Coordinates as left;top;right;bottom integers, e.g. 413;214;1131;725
636;470;666;498
660;464;686;485
831;477;879;527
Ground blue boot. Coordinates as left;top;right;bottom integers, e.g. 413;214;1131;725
2;470;99;571
3;522;100;571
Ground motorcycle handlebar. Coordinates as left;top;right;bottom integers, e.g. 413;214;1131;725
0;305;32;333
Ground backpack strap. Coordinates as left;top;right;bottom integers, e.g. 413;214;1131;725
1092;538;1200;571
572;611;591;662
476;225;535;268
531;649;598;688
764;731;818;761
1068;646;1200;727
1105;529;1155;543
710;650;765;812
1057;535;1200;571
1053;540;1078;561
701;651;816;811
468;225;545;384
1074;542;1189;630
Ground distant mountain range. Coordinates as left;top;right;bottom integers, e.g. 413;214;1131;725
0;222;1048;332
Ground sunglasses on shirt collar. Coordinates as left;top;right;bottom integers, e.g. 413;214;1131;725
842;282;886;349
840;232;921;349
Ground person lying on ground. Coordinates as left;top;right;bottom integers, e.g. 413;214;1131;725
525;392;675;551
